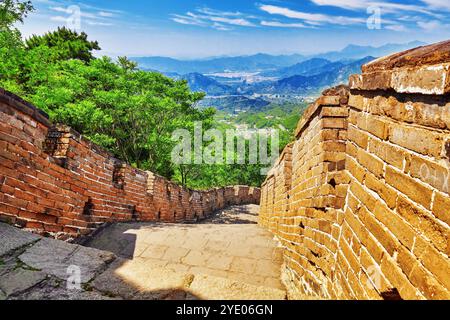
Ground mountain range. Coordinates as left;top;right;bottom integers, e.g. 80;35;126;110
246;56;376;95
132;53;305;74
131;41;426;111
178;56;376;97
131;41;425;74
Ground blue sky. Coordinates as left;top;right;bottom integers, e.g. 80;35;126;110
19;0;450;58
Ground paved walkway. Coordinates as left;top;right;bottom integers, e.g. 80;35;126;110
87;204;286;298
0;205;287;300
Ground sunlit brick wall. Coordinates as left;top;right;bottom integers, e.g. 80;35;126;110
259;41;450;300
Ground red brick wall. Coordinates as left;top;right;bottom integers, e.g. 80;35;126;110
0;88;260;241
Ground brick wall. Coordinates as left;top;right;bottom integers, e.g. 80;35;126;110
0;88;260;241
259;40;450;300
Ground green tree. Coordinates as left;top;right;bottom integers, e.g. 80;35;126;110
0;0;33;30
25;27;100;62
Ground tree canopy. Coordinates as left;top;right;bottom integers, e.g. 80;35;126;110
0;0;33;30
25;27;100;62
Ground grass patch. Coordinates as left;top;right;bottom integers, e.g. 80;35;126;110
14;259;41;272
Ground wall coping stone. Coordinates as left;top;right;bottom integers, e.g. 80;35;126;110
350;40;450;95
0;88;51;127
294;85;349;138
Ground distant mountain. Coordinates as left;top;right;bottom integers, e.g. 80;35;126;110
174;56;377;97
159;71;234;96
198;95;270;112
132;41;426;75
263;58;334;78
245;56;376;95
180;73;233;96
132;54;305;74
314;41;425;61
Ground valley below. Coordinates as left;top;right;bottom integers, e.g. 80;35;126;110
132;41;425;131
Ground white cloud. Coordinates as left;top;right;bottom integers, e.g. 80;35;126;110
421;0;450;11
417;20;442;31
310;0;442;17
50;16;68;23
197;7;244;17
385;24;408;32
171;8;256;29
98;11;115;18
49;5;117;24
261;20;311;28
259;4;366;25
86;21;113;26
310;0;369;10
49;6;71;14
212;23;232;31
207;16;255;27
171;14;207;27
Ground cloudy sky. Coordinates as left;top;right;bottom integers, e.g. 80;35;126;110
19;0;450;58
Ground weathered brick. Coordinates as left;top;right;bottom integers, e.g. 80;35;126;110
413;237;450;290
348;125;368;149
389;124;443;157
321;107;349;118
368;138;407;171
397;196;449;254
372;204;416;250
364;172;397;209
322;118;347;129
385;166;433;209
408;263;450;299
348;95;364;110
432;191;450;226
409;155;450;193
357;114;389;140
357;148;384;178
380;255;420;300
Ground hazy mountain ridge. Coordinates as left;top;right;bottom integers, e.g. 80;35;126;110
181;73;233;96
180;56;375;96
249;56;375;95
133;53;305;74
132;41;426;74
139;41;426;111
262;58;332;78
314;41;425;61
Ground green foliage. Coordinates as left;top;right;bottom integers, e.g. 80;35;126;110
233;102;308;132
0;26;210;181
0;0;33;30
25;27;100;62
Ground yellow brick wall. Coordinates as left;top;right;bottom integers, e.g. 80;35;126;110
259;81;450;299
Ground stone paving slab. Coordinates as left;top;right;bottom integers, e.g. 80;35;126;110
0;205;292;300
91;258;195;299
19;238;115;283
0;223;41;257
0;267;48;297
87;205;285;291
189;274;286;300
